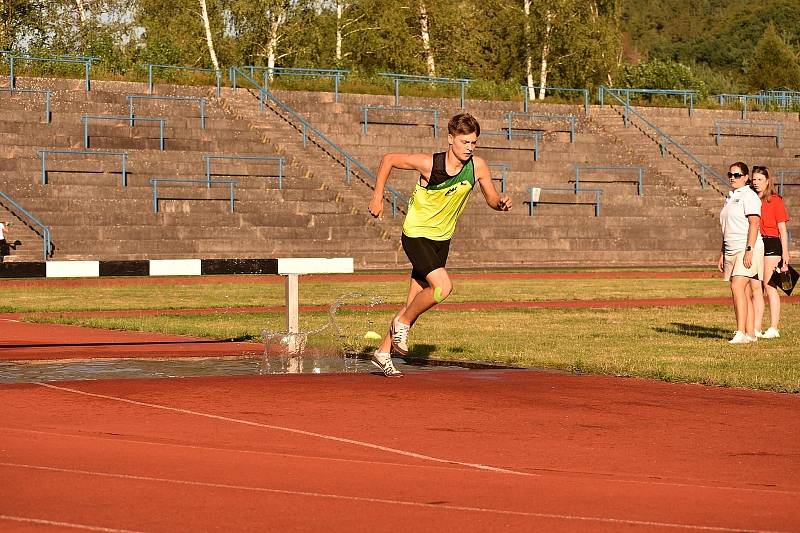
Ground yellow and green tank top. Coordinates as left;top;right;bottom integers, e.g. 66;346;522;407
402;152;476;240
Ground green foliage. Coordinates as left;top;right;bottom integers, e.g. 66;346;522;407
614;58;708;97
622;0;800;89
747;22;800;91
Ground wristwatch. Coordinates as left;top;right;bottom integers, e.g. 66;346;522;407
745;245;753;252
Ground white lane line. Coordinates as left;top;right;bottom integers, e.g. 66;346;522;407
0;514;145;532
3;426;798;497
0;462;786;533
35;382;535;477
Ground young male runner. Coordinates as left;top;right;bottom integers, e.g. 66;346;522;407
367;113;512;376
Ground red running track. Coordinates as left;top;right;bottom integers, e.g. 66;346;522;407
1;290;799;532
1;370;799;531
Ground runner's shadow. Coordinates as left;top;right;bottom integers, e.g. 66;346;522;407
652;323;729;339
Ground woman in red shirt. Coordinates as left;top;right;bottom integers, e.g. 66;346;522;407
750;166;791;338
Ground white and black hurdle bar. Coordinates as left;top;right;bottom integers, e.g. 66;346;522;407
0;257;355;343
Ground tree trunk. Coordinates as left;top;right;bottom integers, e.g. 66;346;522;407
199;0;220;71
524;0;534;100
267;8;288;77
336;0;344;62
75;0;86;25
538;9;553;100
419;1;435;77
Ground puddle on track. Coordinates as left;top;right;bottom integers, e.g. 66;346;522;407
0;355;512;383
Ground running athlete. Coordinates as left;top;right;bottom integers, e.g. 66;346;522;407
367;113;512;376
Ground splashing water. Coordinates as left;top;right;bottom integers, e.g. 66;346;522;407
260;293;384;374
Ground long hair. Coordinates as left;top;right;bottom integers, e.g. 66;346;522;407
752;166;779;202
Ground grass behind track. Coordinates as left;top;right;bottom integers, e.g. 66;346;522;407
6;274;799;392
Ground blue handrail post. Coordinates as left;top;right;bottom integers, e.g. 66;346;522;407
699;167;706;189
9;56;15;89
523;85;530;113
637;167;643;196
230;67;237;90
148;64;154;94
302;124;308;147
215;69;221;97
82;116;89;148
595;190;602;217
689;93;694;117
41;152;47;184
583;90;589;115
334;72;341;103
533;132;540;162
715;123;721;145
776;124;783;148
345;158;351;184
569;117;575;143
598;86;604;107
459;80;466;109
229;181;235;212
363;107;369;134
394;78;400;106
159;120;165;151
152;180;158;212
278;159;284;189
84;61;90;91
205;156;212;187
433;109;439;138
574;167;581;193
122;153;128;186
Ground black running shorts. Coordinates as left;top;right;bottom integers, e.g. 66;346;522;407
763;236;782;256
401;234;451;282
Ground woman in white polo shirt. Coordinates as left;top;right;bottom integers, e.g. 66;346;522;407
718;162;764;344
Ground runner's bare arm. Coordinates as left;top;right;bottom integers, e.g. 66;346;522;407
474;157;512;211
369;153;433;219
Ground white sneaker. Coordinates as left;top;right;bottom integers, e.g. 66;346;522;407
760;327;780;339
728;331;751;344
370;351;402;377
390;318;410;356
754;330;764;338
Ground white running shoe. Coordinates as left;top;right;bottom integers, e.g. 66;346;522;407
390;318;410;356
728;331;751;344
371;351;402;377
760;327;780;339
754;330;764;338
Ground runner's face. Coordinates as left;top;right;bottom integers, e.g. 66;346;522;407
449;133;478;162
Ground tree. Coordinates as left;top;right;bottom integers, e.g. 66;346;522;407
748;22;800;91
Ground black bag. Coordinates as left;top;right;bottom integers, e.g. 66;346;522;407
768;265;799;296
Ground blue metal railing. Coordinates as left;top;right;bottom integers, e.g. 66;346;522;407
0;88;52;123
526;186;602;217
6;54;99;91
202;154;285;189
378;72;471;109
716;92;800;119
0;191;52;260
600;87;696;116
150;178;238;213
487;163;508;193
481;130;541;161
81;114;167;151
240;66;349;103
574;165;644;196
714;120;784;149
776;169;800;196
230;67;407;217
520;86;590;115
144;64;222;97
599;86;727;191
362;106;440;137
38;149;128;186
127;94;206;129
506;111;576;143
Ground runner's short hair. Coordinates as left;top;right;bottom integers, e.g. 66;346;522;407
448;113;480;137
